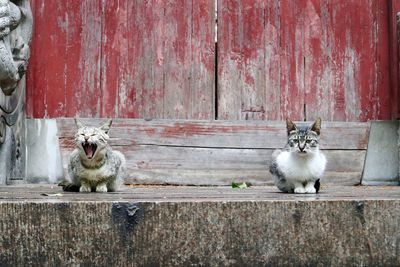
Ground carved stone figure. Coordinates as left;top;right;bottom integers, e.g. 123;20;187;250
0;0;32;184
0;0;31;95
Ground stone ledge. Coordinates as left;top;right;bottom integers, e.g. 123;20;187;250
1;185;400;266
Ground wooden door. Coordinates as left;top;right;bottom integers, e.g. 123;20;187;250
27;0;398;121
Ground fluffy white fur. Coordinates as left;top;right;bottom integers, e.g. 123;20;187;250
274;149;326;193
270;118;327;194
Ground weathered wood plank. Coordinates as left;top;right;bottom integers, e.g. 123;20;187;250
58;143;365;186
126;148;365;186
128;0;165;118
190;0;216;119
100;0;128;117
217;0;269;120
304;0;392;121
217;0;393;121
27;0;102;118
373;0;392;120
28;0;215;119
162;0;192;119
392;0;400;119
264;0;281;120
279;0;305;121
27;0;68;118
75;0;103;117
56;119;368;186
56;118;370;150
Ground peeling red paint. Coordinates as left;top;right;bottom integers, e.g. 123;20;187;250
218;0;396;122
159;122;280;139
27;0;215;119
27;0;397;121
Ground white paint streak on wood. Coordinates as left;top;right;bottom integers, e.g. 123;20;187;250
344;41;360;121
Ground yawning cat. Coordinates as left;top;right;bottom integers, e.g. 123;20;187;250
269;118;326;194
59;118;126;192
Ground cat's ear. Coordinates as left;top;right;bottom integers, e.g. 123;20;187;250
286;118;297;135
100;119;113;134
74;118;84;129
310;117;321;135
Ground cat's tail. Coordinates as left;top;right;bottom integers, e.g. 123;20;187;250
314;179;320;193
58;180;80;192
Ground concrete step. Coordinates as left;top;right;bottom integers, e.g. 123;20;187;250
1;185;400;266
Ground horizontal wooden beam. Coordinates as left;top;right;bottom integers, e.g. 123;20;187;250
57;118;370;150
55;119;369;186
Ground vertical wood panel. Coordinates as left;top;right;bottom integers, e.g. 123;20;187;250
27;0;68;118
217;0;393;121
27;0;394;121
27;0;102;118
372;0;391;120
390;0;400;119
28;0;215;119
217;0;268;120
190;0;216;119
104;0;216;119
279;0;305;121
101;0;128;117
264;0;281;120
162;0;192;119
303;0;391;121
66;0;102;118
127;0;165;119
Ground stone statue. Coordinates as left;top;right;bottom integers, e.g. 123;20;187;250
0;0;31;96
0;0;32;184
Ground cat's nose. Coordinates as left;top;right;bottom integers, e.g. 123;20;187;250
84;136;89;141
299;142;306;151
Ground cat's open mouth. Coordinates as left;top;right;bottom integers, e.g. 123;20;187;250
82;142;97;159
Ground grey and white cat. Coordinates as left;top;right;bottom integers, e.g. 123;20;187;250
59;119;126;193
269;118;326;194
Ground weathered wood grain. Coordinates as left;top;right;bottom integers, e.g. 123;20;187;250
56;119;368;186
279;0;305;121
122;148;365;186
191;0;216;119
304;0;392;121
392;0;400;119
217;0;267;120
27;0;103;118
27;0;215;119
27;0;396;121
217;0;394;121
58;145;365;186
56;119;370;149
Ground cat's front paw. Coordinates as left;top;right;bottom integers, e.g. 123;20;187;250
96;184;108;193
305;184;317;194
79;184;91;193
294;187;306;194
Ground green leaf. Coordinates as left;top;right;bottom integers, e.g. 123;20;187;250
231;182;248;189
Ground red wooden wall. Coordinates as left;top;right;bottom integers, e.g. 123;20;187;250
26;0;400;121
